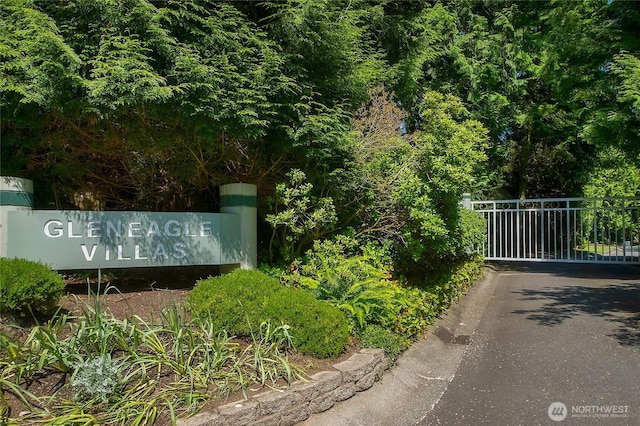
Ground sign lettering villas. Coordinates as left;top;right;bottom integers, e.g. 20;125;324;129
43;219;213;261
7;211;241;269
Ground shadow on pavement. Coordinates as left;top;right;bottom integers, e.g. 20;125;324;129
488;261;640;280
504;262;640;346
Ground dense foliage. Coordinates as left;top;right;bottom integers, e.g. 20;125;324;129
283;238;484;359
2;4;637;421
0;258;65;317
2;0;638;270
285;238;431;335
188;269;350;358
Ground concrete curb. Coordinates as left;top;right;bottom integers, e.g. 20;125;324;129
178;348;387;426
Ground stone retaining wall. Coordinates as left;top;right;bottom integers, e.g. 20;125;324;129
179;348;386;426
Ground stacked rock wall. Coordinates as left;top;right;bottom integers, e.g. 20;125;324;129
179;348;386;426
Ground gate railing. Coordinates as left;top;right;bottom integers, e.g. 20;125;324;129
469;197;640;263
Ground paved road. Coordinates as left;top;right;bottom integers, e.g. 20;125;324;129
424;262;640;425
301;262;640;426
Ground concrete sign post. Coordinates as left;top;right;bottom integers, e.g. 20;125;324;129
0;177;34;258
220;183;257;270
0;177;257;271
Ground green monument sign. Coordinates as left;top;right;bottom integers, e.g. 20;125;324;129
1;178;257;270
6;211;241;269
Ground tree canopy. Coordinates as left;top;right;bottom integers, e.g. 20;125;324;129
2;0;638;269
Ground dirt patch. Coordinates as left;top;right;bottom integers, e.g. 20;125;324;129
61;287;189;321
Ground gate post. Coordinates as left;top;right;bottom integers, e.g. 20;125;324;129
461;193;472;209
220;183;257;270
0;177;34;258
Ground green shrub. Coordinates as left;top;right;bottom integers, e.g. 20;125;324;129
188;269;350;358
422;255;484;313
0;258;65;317
359;256;483;363
287;238;401;331
359;324;410;363
392;287;438;338
287;238;438;338
265;169;338;262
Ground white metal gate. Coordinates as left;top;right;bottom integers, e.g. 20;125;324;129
470;197;640;263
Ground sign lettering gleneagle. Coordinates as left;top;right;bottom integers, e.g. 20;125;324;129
6;211;241;269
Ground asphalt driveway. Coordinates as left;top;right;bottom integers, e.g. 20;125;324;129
424;262;640;425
